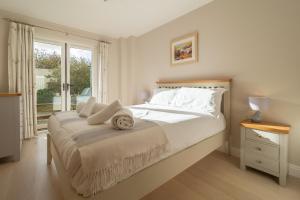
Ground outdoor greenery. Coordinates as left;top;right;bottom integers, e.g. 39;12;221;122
69;57;91;95
35;49;91;105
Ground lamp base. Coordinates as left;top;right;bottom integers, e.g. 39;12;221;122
251;111;262;123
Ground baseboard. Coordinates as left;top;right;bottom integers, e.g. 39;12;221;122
217;143;240;157
217;141;228;153
229;146;240;158
221;147;300;178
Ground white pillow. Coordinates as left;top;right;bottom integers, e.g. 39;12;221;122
171;87;226;116
79;97;96;117
213;88;226;116
149;89;177;106
153;88;171;95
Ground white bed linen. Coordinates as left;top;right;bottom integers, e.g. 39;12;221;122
130;104;225;153
48;104;225;196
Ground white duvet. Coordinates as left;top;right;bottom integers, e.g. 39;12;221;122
130;104;226;153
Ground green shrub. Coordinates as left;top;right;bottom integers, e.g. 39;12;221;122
37;89;55;104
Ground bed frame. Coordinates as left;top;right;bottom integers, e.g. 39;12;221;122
47;79;231;200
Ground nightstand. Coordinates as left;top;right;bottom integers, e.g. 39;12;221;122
240;120;290;185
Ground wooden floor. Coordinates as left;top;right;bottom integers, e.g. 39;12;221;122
1;135;300;200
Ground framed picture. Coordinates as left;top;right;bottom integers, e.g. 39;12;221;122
170;32;198;66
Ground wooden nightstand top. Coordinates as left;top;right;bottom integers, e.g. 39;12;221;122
240;119;290;134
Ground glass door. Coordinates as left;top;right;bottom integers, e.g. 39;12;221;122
34;41;65;130
34;41;94;130
68;46;93;111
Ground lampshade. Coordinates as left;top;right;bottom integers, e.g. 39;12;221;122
248;96;269;111
138;90;150;102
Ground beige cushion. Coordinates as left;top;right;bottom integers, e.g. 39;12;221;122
92;103;107;114
87;100;122;125
79;97;96;118
76;102;86;113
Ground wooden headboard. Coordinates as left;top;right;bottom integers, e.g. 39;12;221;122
156;79;231;152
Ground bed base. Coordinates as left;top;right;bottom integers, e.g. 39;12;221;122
47;131;226;200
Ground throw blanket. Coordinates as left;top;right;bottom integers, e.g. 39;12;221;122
50;113;168;196
111;108;134;130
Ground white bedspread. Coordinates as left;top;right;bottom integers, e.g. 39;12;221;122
48;104;225;196
130;104;226;154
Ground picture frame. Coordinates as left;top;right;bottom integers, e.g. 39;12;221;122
170;32;198;66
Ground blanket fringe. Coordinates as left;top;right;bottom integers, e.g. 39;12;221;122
87;144;167;197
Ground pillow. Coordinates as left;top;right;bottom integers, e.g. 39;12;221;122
79;97;96;117
92;103;107;114
77;102;107;114
149;89;177;106
213;88;227;116
87;100;122;125
170;87;226;116
76;102;86;113
152;88;171;95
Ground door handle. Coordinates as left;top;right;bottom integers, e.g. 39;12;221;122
62;83;73;91
66;83;74;91
62;83;66;91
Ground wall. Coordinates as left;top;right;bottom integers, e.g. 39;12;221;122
0;9;122;103
119;37;138;105
134;0;300;166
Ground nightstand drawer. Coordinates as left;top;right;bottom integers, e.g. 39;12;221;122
245;153;279;174
246;129;279;146
245;140;279;160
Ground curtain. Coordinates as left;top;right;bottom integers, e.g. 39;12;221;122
97;42;110;104
8;22;37;139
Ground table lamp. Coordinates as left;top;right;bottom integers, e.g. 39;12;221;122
138;90;150;103
248;96;269;123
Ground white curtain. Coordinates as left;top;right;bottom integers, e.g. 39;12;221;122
97;42;110;104
8;22;37;139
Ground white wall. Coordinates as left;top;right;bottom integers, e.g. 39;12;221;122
134;0;300;166
120;37;138;105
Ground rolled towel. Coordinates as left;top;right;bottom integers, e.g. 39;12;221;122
111;108;135;130
87;100;122;125
79;97;96;117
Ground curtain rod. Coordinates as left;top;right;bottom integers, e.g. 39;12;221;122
2;18;112;44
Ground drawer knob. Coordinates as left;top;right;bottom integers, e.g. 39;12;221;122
256;147;262;151
256;160;262;164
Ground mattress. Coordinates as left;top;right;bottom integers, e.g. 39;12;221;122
48;104;226;196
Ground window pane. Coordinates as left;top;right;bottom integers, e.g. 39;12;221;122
69;47;92;110
34;42;62;130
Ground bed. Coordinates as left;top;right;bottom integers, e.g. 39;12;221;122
47;79;231;200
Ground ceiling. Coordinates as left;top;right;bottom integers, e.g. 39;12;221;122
0;0;213;38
